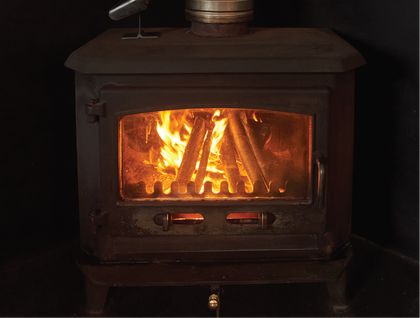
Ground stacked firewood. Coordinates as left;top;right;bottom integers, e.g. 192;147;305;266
175;110;285;194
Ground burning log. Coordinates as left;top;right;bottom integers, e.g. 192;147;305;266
239;111;271;189
175;116;207;190
220;126;242;193
248;119;271;149
226;111;267;191
195;122;215;193
261;148;289;190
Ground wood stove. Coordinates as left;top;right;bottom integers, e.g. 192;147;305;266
66;25;365;314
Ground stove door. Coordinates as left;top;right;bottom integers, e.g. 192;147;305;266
92;86;331;261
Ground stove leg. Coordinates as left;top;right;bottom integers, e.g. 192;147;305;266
85;279;109;315
327;269;349;314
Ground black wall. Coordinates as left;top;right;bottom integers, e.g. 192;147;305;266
304;0;419;261
1;0;418;262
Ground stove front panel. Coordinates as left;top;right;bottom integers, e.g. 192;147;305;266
81;85;332;261
70;28;362;263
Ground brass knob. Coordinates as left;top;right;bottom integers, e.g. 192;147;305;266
208;294;219;310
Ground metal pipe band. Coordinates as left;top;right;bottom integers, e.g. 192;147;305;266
185;9;253;23
185;0;253;12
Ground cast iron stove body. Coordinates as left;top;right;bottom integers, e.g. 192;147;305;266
65;27;365;314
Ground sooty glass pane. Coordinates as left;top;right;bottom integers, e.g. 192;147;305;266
119;108;311;200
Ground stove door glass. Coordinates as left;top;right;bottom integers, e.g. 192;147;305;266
119;108;312;200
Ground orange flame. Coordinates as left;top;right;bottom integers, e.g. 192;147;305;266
153;110;228;193
208;110;228;173
251;111;262;122
156;111;191;174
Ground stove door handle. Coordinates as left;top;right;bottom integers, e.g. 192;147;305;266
316;154;326;209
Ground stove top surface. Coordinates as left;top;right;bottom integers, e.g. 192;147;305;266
65;28;365;74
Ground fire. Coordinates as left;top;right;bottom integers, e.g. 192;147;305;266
153;109;228;193
207;110;228;173
156;111;191;173
251;111;262;122
120;108;310;199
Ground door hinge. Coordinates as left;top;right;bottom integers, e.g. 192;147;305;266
86;100;106;123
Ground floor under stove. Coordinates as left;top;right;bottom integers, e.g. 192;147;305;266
0;235;418;317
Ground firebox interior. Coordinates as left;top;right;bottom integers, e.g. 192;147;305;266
120;108;311;200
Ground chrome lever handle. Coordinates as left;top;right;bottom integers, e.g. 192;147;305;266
109;0;149;21
111;0;159;39
316;154;326;209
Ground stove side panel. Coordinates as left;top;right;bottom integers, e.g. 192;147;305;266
326;70;356;252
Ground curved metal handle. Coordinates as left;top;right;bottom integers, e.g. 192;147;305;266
316;154;326;209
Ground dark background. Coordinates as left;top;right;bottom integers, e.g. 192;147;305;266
1;0;418;266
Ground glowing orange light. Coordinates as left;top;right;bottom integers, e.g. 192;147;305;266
146;110;228;194
251;111;262;122
120;108;312;199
